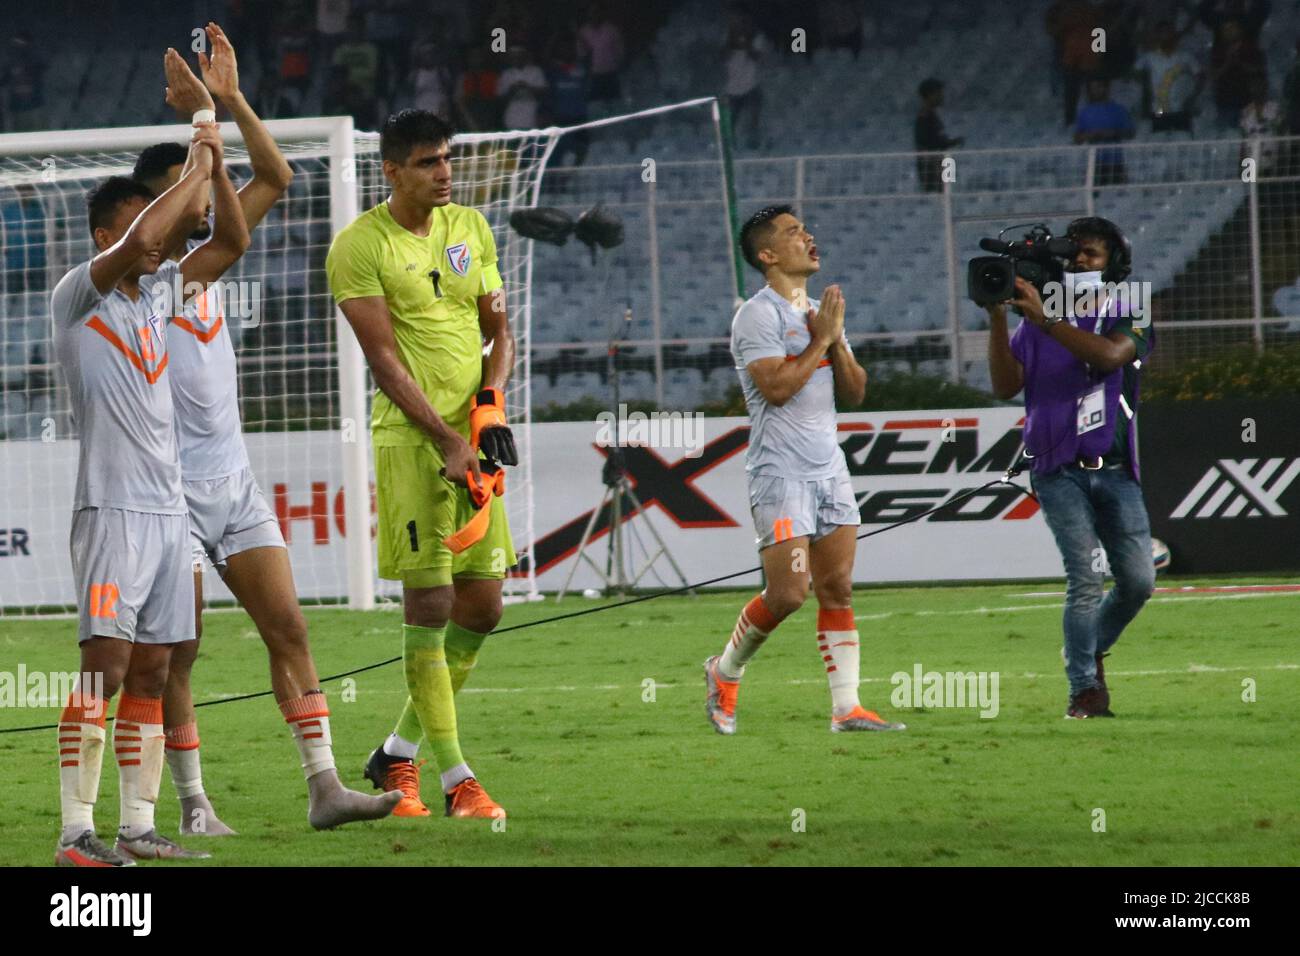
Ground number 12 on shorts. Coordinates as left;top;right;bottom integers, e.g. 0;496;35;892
88;582;119;618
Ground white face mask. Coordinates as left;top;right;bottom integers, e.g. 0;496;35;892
1063;270;1106;318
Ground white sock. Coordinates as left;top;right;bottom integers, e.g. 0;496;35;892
717;594;780;680
279;691;336;779
440;762;473;792
164;721;204;798
58;694;107;842
114;695;165;840
818;608;862;717
383;732;420;760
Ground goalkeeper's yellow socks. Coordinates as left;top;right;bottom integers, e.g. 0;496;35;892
382;698;423;760
445;622;489;694
384;623;489;754
58;690;106;842
402;623;473;791
817;607;862;717
717;594;780;680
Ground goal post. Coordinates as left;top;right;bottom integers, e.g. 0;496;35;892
0;96;735;614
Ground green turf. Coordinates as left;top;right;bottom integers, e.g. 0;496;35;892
1;577;1297;866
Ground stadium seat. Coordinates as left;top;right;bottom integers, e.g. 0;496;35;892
663;367;706;410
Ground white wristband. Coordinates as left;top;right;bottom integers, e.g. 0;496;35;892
192;108;216;124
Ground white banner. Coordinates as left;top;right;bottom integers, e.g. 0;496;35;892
0;408;1065;610
525;408;1063;592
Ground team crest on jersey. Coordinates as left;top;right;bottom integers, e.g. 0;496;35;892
446;241;471;277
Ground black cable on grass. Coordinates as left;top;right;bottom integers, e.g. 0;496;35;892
0;476;1031;735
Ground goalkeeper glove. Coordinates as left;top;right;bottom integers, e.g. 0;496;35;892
469;387;518;466
444;460;505;554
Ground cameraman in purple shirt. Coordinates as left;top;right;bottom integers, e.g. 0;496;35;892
986;217;1156;719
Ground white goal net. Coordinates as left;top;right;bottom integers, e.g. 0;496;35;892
0;98;728;614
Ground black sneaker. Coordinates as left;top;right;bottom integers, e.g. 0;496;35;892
1095;652;1114;713
363;745;404;790
1065;686;1112;719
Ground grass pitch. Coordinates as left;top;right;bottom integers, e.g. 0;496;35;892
1;577;1297;867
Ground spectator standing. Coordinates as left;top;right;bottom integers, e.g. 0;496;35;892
914;78;963;193
1136;19;1203;132
1075;78;1135;185
578;1;626;111
547;34;591;167
410;40;453;118
1047;0;1110;127
366;0;410;99
316;0;349;65
455;47;500;131
324;62;378;129
1198;0;1271;44
333;14;381;109
497;47;547;130
723;13;769;150
273;17;315;117
1209;18;1268;128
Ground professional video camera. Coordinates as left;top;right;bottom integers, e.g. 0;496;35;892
966;223;1079;306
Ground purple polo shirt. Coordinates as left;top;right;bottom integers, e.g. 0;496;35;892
1010;300;1153;482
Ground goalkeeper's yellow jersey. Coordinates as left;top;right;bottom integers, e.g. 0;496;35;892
326;200;503;447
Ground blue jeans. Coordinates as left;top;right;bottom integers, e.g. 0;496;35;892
1031;464;1156;695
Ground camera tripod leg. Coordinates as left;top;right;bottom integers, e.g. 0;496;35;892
555;484;615;602
620;483;694;594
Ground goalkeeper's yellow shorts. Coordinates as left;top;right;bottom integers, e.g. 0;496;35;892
375;443;516;588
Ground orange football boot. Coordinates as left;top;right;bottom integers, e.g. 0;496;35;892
363;746;431;817
444;778;506;820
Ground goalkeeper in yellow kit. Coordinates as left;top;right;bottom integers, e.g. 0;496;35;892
326;110;516;819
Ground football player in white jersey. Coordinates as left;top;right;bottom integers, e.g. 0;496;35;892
704;205;905;736
51;122;236;866
133;26;399;835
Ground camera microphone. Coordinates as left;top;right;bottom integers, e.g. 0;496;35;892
978;238;1012;254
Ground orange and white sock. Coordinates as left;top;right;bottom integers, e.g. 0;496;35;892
164;721;204;798
58;691;107;842
717;594;781;680
818;607;861;717
114;694;165;840
279;691;335;779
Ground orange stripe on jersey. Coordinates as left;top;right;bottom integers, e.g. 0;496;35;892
784;355;832;368
171;313;225;343
86;316;169;384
